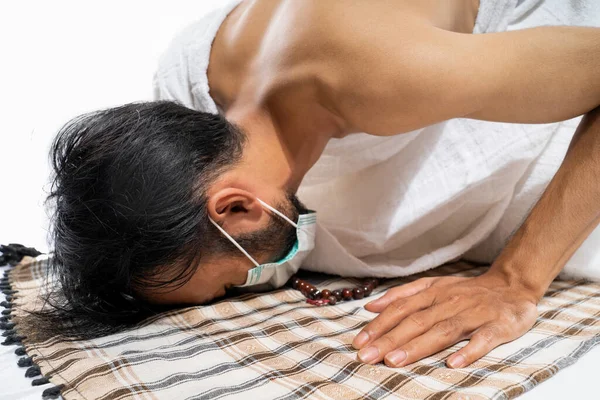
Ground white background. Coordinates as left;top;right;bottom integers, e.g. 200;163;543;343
0;0;222;251
0;1;598;399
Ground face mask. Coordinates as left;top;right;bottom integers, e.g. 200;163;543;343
208;198;316;290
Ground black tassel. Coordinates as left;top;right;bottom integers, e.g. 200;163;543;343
42;385;64;399
0;243;49;395
25;365;41;377
0;322;15;330
2;334;24;345
18;356;34;367
7;243;42;257
0;243;43;266
2;329;16;337
32;376;51;386
15;346;27;356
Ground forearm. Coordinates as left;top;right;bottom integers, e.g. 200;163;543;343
490;107;600;300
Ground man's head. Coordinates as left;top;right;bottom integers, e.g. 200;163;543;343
43;101;308;339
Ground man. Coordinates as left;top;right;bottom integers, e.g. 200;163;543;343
46;0;600;371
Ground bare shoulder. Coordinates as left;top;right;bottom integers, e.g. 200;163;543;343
248;0;364;103
254;0;347;63
266;0;423;58
254;0;478;135
255;1;428;92
264;0;443;133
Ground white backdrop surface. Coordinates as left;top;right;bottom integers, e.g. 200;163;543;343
0;0;221;251
0;1;598;399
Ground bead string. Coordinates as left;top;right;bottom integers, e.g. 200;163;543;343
287;275;380;306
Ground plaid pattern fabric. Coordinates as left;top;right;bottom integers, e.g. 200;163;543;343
7;255;600;400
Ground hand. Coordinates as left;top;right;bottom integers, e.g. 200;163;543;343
352;271;541;368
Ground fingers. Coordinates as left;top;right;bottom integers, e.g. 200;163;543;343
383;316;475;368
445;302;537;368
364;277;437;313
354;274;540;369
356;296;468;364
446;323;524;368
353;289;436;350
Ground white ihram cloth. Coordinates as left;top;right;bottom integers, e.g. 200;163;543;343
153;0;600;282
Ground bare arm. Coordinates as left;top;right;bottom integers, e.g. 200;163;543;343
492;107;600;298
324;18;600;134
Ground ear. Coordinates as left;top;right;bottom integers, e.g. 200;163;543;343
207;188;265;235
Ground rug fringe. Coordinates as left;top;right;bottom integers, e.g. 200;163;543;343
0;321;15;330
15;346;27;356
1;243;60;400
32;376;51;386
2;328;16;337
42;384;65;399
18;356;35;367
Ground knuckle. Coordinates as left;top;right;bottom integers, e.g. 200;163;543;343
389;300;407;315
433;322;454;338
477;326;500;345
408;313;426;329
447;295;461;305
516;302;539;321
434;317;462;338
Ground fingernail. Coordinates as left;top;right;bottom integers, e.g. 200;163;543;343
448;354;466;368
358;346;379;363
385;350;407;366
353;331;370;348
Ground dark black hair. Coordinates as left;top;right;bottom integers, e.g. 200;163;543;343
30;101;255;340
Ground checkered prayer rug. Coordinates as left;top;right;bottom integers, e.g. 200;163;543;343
3;254;600;400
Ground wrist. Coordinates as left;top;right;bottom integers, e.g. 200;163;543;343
486;259;549;303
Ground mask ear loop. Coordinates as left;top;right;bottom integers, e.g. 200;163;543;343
256;198;298;228
256;198;316;237
208;217;260;267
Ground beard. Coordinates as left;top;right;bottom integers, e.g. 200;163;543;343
232;191;310;262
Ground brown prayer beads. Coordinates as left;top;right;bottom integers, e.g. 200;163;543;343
288;275;379;306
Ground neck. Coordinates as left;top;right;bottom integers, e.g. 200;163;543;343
226;105;331;193
208;0;339;192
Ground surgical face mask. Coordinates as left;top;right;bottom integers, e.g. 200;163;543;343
208;198;316;290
